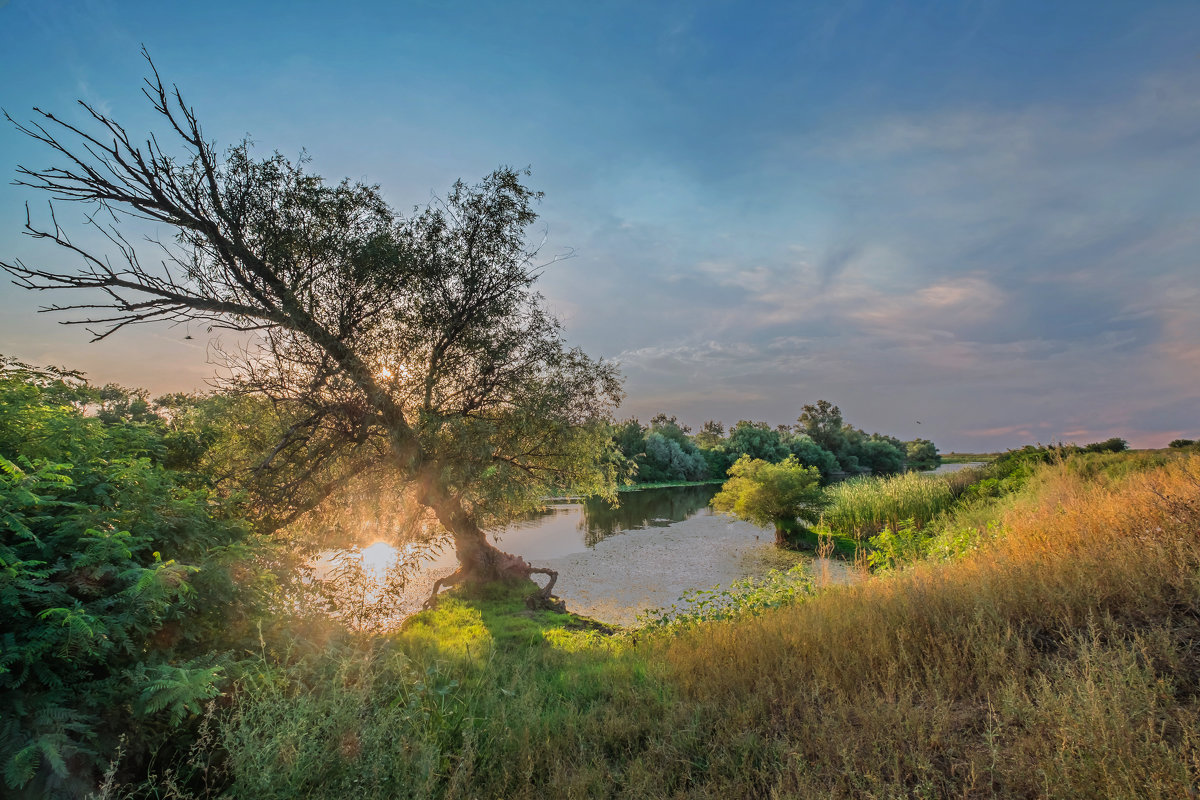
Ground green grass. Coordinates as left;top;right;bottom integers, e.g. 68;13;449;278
212;581;657;800
400;579;619;651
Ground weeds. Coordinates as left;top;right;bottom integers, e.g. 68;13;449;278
637;564;816;629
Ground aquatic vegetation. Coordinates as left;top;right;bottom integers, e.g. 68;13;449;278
821;470;957;537
637;564;816;629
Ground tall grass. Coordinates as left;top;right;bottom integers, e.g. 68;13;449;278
660;454;1200;798
822;470;957;536
213;586;670;800
129;453;1200;798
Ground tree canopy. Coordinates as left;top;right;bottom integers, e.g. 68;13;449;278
2;56;621;594
612;401;937;488
906;438;941;471
710;455;827;546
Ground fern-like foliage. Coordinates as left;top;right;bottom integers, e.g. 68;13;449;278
137;663;225;725
0;361;272;794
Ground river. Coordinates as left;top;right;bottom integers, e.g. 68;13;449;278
321;484;858;626
321;463;984;627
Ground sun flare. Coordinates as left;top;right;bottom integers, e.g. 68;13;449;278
359;540;398;579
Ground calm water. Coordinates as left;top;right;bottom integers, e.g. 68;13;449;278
345;484;857;626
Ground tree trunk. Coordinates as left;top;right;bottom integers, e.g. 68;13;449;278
773;524;788;547
443;508;527;584
422;481;519;582
418;471;559;609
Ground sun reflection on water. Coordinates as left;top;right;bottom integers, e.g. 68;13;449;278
359;540;398;579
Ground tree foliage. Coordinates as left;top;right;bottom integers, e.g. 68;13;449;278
1079;437;1129;454
615;401;927;488
726;420;789;464
710;455;827;546
857;435;907;475
2;57;621;588
693;420;725;450
609;416;707;484
786;434;840;479
793;402;908;475
797;400;846;457
906;438;941;471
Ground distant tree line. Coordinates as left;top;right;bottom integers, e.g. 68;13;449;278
1072;437;1130;454
611;401;942;485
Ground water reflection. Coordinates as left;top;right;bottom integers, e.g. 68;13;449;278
489;484;715;554
578;484;721;546
492;484;721;554
317;483;860;628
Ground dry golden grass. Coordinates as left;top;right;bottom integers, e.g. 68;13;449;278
653;456;1200;798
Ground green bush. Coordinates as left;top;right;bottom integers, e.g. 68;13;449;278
867;517;925;570
0;362;270;795
711;455;826;545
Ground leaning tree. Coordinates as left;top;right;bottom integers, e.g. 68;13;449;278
1;55;622;604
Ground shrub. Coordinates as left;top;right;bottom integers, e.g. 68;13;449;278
1081;437;1129;454
711;456;826;545
0;363;268;795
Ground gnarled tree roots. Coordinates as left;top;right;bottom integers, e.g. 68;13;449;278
422;552;562;612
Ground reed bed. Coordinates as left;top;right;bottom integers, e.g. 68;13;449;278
822;470;957;536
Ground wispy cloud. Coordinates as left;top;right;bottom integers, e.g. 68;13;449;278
3;2;1199;452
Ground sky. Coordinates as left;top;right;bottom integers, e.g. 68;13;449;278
1;0;1198;452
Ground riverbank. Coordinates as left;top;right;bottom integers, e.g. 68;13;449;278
195;450;1200;798
939;451;999;463
617;479;724;492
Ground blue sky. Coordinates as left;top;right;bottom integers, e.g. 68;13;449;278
1;0;1198;451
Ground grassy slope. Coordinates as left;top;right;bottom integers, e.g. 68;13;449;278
221;452;1200;799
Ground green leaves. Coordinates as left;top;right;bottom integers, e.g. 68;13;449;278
0;367;265;791
35;606;107;658
138;663;225;725
711;455;827;537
